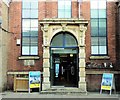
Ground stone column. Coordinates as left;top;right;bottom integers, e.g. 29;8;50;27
78;24;87;92
78;46;86;92
42;46;50;90
41;24;51;90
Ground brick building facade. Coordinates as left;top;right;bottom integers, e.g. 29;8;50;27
116;0;120;70
2;0;120;92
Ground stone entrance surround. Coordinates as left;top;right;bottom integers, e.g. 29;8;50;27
40;18;88;92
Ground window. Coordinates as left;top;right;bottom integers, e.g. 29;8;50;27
90;0;107;55
22;0;38;55
58;0;71;18
51;32;77;47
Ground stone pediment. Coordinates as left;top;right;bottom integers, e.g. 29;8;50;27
39;18;88;24
39;18;88;47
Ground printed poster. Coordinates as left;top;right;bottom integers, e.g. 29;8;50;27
55;64;59;77
29;71;41;88
101;73;113;90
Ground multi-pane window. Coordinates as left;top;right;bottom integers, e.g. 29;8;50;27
58;0;71;18
90;0;107;55
22;0;38;55
51;33;77;47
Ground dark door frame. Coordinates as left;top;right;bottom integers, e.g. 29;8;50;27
50;47;79;87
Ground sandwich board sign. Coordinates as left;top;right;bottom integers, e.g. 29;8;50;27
29;71;41;93
100;73;115;95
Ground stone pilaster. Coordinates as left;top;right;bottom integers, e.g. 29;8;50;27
78;46;87;92
42;46;51;90
78;24;87;92
41;24;51;90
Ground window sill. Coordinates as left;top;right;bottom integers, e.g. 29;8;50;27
90;56;110;60
86;70;120;75
86;67;113;69
18;56;40;60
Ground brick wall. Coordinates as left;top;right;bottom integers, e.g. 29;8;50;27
39;1;58;20
81;1;91;62
8;1;119;91
8;1;87;72
86;74;102;92
86;73;120;92
116;2;120;70
72;1;78;18
107;2;117;66
8;1;42;72
83;1;119;92
84;1;117;69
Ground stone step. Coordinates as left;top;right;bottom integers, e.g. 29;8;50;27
40;87;87;94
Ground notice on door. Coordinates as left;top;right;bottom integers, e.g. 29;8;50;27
55;64;59;77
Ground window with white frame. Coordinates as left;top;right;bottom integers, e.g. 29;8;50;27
90;0;107;55
22;0;38;55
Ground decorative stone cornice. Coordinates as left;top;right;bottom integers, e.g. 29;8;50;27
39;18;88;25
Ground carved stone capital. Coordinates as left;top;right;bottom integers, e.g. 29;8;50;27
41;24;49;32
79;24;87;32
61;23;67;31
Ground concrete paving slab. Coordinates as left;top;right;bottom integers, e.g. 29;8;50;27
0;91;119;99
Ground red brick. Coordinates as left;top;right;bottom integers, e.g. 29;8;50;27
7;1;119;91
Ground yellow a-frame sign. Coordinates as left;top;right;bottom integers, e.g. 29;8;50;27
100;73;116;95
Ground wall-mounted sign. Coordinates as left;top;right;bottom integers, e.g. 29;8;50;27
29;71;41;93
16;39;20;46
100;73;115;95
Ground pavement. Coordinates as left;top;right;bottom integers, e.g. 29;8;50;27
0;91;120;99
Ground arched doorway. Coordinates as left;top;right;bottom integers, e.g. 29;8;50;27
40;18;88;91
50;32;79;87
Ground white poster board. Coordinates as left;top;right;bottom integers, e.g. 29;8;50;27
100;73;115;95
29;71;41;93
